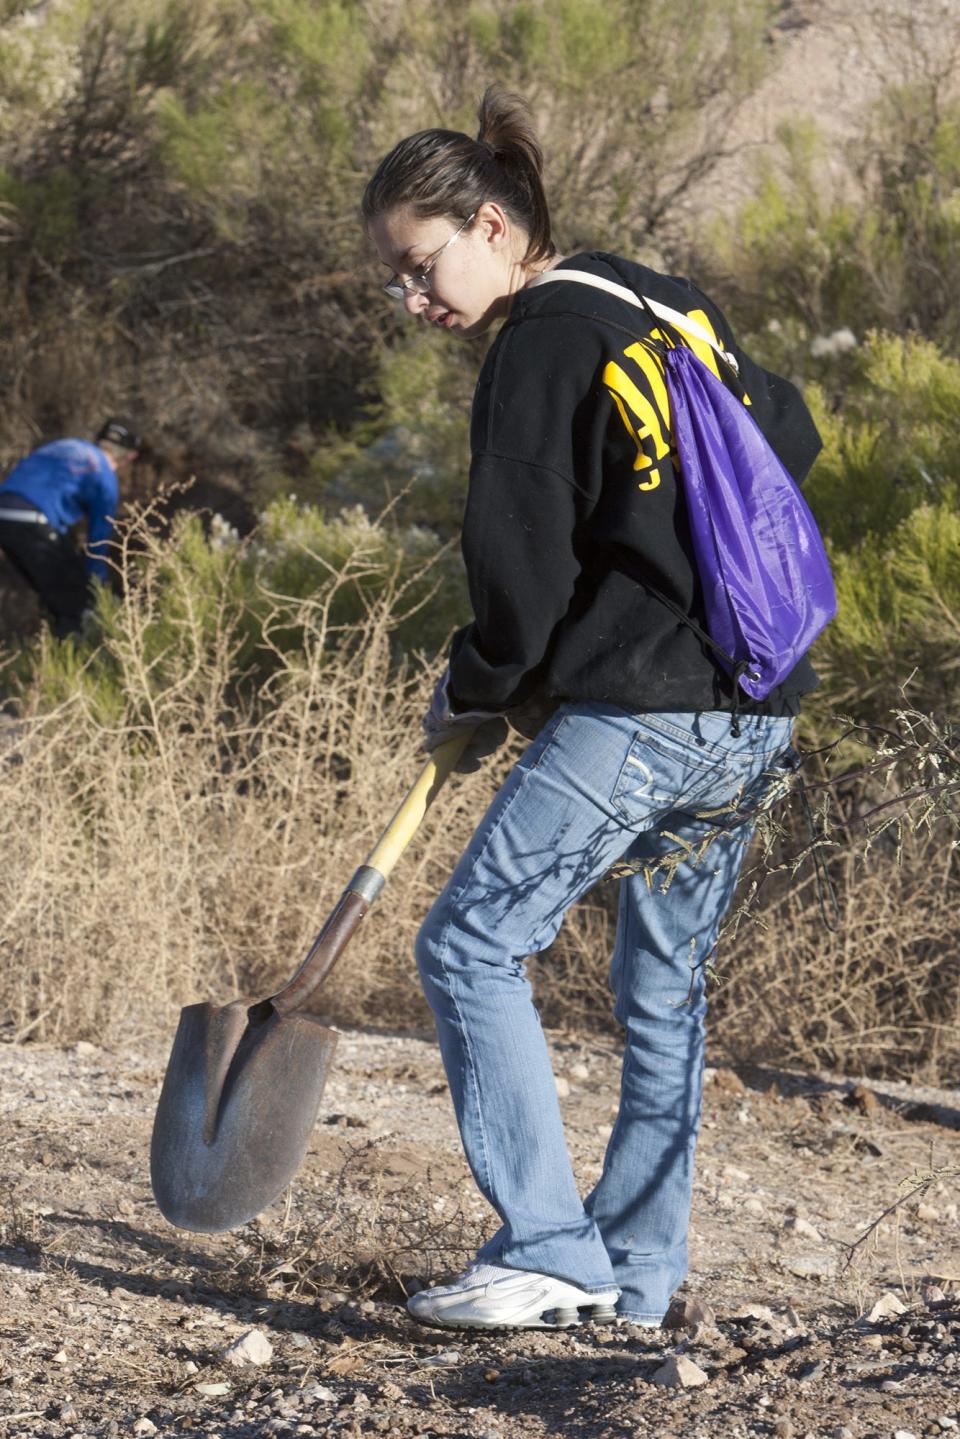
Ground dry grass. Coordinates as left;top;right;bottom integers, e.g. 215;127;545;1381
0;512;956;1086
214;1145;476;1304
712;828;960;1084
0;512;500;1045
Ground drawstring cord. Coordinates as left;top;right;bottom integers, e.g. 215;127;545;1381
640;577;758;736
729;662;751;738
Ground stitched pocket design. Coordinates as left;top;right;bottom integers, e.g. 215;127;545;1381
612;729;725;824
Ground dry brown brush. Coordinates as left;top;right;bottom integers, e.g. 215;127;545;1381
1;514;957;1086
0;509;499;1044
539;707;960;1086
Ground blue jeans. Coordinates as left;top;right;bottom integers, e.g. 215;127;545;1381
415;702;796;1323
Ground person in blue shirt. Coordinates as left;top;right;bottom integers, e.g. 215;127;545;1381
0;417;142;636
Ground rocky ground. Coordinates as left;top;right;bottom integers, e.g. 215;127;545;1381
0;1030;958;1439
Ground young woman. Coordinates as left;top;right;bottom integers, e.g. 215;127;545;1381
362;86;821;1332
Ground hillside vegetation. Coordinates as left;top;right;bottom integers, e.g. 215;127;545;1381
0;0;958;1083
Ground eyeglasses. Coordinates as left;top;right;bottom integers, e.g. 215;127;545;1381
383;212;477;302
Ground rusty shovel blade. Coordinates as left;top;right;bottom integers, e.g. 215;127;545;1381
150;999;338;1233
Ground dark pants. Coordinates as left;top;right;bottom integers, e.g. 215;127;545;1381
0;520;90;637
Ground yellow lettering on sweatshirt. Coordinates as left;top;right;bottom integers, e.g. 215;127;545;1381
603;362;671;478
605;306;753;489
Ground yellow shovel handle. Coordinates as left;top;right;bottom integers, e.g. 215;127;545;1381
269;734;473;1015
364;734;470;882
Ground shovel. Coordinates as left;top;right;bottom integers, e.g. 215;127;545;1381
150;734;468;1233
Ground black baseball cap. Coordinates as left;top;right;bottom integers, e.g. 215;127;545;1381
96;416;143;451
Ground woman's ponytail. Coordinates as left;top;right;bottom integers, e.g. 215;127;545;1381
362;85;554;265
475;85;553;263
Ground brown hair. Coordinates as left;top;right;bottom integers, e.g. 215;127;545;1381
361;85;554;264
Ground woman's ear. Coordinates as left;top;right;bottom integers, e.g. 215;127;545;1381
476;200;511;250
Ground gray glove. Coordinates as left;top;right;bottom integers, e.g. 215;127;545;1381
422;667;509;774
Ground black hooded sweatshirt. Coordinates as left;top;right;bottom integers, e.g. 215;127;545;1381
447;251;823;718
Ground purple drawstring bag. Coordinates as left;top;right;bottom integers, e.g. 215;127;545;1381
664;345;837;699
528;269;837;701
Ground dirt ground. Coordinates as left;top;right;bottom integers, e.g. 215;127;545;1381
1;1028;957;1439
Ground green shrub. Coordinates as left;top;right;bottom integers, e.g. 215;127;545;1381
0;167;83;257
803;330;960;551
814;500;960;716
14;499;468;727
702;72;960;379
307;331;477;538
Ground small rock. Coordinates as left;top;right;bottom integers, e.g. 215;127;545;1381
880;1378;903;1392
862;1333;884;1350
222;1328;274;1368
915;1203;940;1223
194;1382;231;1396
831;1427;854;1439
733;1303;776;1324
52;1349;68;1364
421;1348;460;1366
554;1075;570;1099
922;1284;947;1307
784;1216;822;1242
73;1040;97;1056
797;1359;825;1383
936;1419;959;1432
893;1431;918;1439
570;1062;590;1081
722;1164;751;1184
132;1422;157;1437
58;1407;79;1424
662;1297;715;1330
773;1419;794;1439
650;1354;709;1388
379;1381;403;1401
304;1383;337;1403
710;1067;745;1094
865;1291;907;1323
785;1254;833;1279
182;1360;199;1375
743;1197;764;1217
846;1082;879;1116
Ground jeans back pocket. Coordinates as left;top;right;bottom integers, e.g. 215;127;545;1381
612;724;726;826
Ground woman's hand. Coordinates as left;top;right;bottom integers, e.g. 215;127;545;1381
422;667;509;773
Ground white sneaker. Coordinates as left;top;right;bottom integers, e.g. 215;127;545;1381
406;1262;620;1330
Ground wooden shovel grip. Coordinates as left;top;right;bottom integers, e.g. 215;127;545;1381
268;733;469;1017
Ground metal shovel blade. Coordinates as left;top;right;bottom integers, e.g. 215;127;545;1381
150;737;468;1234
150;999;338;1233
